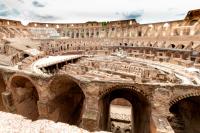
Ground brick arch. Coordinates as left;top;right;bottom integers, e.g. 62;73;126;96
153;41;158;47
98;84;152;133
48;74;86;97
47;74;85;126
167;43;177;48
176;44;185;49
8;74;41;96
169;92;200;107
169;92;200;133
99;85;150;100
8;74;40;120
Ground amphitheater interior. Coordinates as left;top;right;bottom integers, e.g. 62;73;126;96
0;9;200;133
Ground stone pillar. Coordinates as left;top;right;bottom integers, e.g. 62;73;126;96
81;96;100;131
74;30;77;38
151;114;175;133
79;30;81;39
1;91;15;112
93;28;96;38
70;30;73;38
89;29;91;38
37;100;49;119
81;84;101;131
151;87;175;133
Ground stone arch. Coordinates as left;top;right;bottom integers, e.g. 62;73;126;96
185;41;194;50
153;42;158;47
47;74;85;126
9;74;39;120
160;41;166;48
167;43;176;49
169;92;200;107
147;42;152;47
169;92;200;133
176;44;185;49
135;41;139;47
98;85;152;133
0;72;6;111
99;85;149;99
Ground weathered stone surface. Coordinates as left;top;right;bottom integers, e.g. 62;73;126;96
0;8;200;133
0;111;109;133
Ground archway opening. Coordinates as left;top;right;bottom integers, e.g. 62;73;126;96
0;72;6;111
110;98;132;133
169;96;200;133
10;76;39;120
23;53;29;58
48;76;85;126
169;44;175;49
99;88;151;133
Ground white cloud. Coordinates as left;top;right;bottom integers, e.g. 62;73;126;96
0;0;200;24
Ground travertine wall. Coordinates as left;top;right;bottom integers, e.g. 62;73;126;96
0;71;199;133
0;8;200;133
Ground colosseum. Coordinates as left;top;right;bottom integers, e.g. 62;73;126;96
0;8;200;133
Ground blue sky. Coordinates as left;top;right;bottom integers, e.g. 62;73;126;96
1;0;200;25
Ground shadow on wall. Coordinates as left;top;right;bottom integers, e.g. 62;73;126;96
169;96;200;133
10;76;39;120
47;76;85;126
99;87;153;133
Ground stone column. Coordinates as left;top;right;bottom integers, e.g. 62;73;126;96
1;91;16;112
78;30;81;39
74;30;77;39
84;29;87;38
89;29;91;38
81;84;101;131
151;87;175;133
37;100;49;119
81;96;100;131
70;30;73;38
151;114;175;133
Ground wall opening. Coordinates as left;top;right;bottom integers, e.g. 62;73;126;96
48;76;85;126
110;98;132;132
138;31;142;37
10;76;39;120
169;44;175;49
99;88;151;133
23;53;29;58
169;96;200;133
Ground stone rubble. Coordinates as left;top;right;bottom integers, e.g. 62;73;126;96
0;111;109;133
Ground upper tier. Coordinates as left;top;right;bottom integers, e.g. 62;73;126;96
0;9;199;28
0;9;199;41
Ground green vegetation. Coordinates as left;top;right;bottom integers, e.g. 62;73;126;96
101;21;109;26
